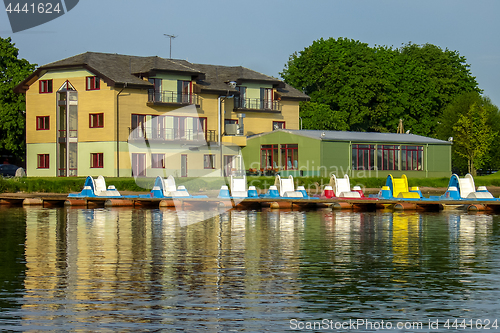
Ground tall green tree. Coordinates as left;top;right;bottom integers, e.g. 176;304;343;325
452;102;496;176
0;37;36;160
281;38;480;136
437;92;500;174
281;38;399;132
394;43;480;136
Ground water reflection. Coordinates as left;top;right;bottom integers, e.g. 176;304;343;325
0;207;498;331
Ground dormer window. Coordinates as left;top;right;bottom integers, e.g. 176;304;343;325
86;76;100;91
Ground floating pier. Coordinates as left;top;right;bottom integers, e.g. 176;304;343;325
3;194;500;212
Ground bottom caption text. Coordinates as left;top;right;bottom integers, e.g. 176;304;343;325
290;318;499;330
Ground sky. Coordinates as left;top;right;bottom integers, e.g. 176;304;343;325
2;0;500;106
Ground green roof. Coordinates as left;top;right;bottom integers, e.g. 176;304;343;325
249;129;452;145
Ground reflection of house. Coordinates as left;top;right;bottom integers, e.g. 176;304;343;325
15;52;309;177
242;129;452;178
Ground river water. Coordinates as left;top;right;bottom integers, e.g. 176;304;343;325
1;206;500;332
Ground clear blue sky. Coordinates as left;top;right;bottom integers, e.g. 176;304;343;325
2;0;500;106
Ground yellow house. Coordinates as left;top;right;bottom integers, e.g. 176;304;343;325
15;52;309;177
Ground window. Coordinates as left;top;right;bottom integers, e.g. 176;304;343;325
273;121;285;130
377;145;399;170
224;155;235;177
36;116;50;130
281;144;298;170
204;154;216;169
261;88;273;109
91;153;104;168
401;146;424;171
352;144;375;170
159;116;207;140
177;80;192;103
39;80;52;93
131;114;206;141
37;154;49;169
235;86;247;108
89;113;104;128
86;76;100;90
132;153;146;177
261;144;279;170
197;117;207;140
151;154;165;168
148;78;162;102
131;114;147;139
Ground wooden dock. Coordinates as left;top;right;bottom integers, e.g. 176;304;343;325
2;193;500;212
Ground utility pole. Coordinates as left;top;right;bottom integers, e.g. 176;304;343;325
164;34;177;59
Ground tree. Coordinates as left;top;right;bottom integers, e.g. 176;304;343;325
281;38;398;132
452;102;496;175
281;38;480;136
437;92;500;174
394;43;480;136
299;101;349;130
0;37;36;161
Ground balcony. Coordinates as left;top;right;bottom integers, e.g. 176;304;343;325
233;97;281;113
128;127;217;143
222;135;247;147
147;90;200;106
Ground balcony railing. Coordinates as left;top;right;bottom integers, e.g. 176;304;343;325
234;97;281;111
129;127;216;142
58;129;77;139
148;90;200;105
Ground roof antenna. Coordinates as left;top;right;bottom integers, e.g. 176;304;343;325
164;34;177;59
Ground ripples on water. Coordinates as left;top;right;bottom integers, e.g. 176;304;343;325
1;207;500;332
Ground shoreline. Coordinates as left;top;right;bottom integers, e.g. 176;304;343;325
3;186;500;198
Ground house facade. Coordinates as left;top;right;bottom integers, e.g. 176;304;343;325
15;52;309;178
242;129;452;178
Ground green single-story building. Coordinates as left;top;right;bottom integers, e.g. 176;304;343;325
241;129;452;178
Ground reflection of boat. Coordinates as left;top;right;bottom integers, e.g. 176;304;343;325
391;212;421;266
